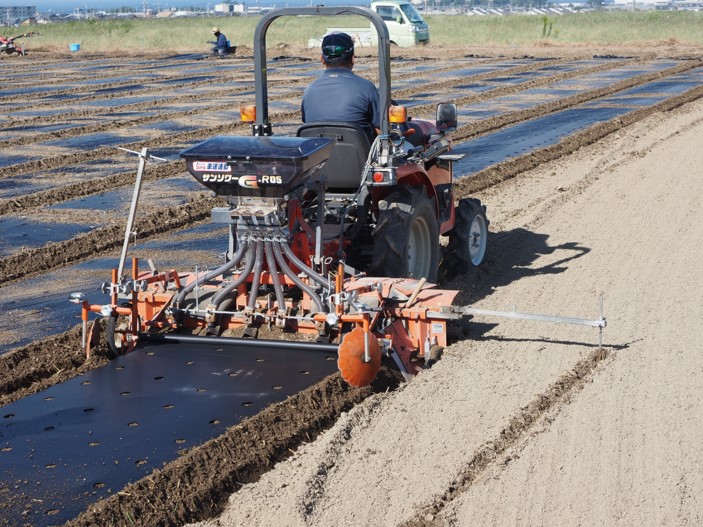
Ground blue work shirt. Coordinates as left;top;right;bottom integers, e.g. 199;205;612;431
301;67;380;139
211;33;228;52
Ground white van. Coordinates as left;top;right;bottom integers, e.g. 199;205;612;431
370;0;430;47
307;0;430;49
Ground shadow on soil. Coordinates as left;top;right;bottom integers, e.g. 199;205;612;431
444;227;591;307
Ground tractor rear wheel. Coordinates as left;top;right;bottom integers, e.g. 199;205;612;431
443;198;489;276
369;186;439;282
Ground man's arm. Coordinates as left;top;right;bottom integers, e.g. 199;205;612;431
368;85;381;132
301;84;311;123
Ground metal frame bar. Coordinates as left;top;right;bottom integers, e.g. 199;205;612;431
141;332;338;352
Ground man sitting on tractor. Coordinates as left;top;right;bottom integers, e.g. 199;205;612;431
301;32;380;141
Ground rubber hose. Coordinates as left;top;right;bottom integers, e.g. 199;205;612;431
264;241;286;313
248;242;265;309
175;240;248;307
281;242;328;288
273;242;324;313
212;241;258;308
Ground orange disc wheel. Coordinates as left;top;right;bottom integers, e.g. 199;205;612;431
338;327;382;388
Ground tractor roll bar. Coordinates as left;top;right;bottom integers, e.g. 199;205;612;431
253;6;391;137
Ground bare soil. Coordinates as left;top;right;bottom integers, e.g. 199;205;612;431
1;42;702;526
186;56;703;527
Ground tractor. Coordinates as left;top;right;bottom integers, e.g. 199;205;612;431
73;6;604;388
0;32;35;56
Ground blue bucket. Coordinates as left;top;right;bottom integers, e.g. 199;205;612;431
69;43;81;52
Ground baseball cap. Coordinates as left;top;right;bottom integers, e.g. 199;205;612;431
321;32;354;62
212;27;220;33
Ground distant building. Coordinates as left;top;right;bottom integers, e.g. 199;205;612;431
214;3;245;14
1;5;37;25
214;3;231;13
612;0;702;6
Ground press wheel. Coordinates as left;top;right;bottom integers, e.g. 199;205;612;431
338;327;382;388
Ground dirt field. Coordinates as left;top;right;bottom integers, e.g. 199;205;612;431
1;42;702;526
181;63;703;527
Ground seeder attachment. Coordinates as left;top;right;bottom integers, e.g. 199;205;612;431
72;253;606;388
69;140;606;389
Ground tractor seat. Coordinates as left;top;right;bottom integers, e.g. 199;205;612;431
297;122;371;194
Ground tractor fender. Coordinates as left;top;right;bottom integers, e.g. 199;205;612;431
370;166;438;216
397;168;438;207
395;165;454;234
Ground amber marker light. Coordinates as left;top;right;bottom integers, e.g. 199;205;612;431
388;105;407;124
240;104;256;123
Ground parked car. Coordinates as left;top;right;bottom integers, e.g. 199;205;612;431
370;0;430;47
307;0;430;49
